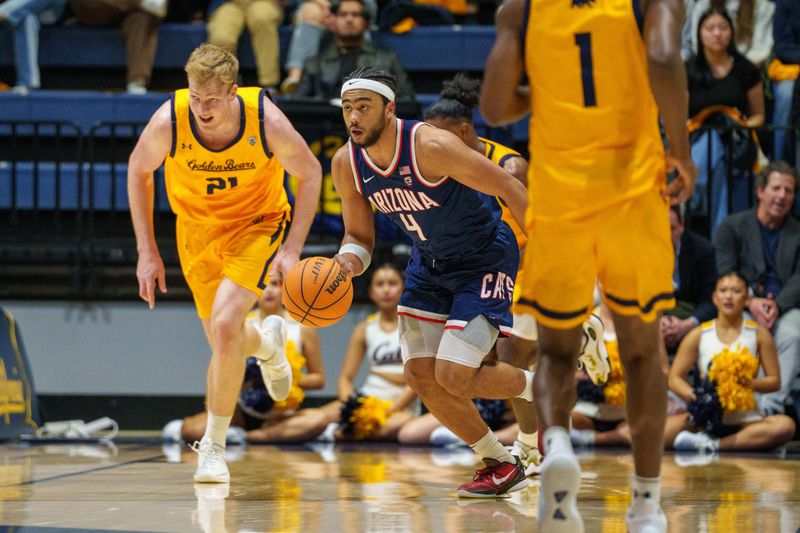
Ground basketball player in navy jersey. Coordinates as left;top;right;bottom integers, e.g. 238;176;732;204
332;67;533;498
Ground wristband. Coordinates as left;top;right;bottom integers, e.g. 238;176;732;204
338;243;371;275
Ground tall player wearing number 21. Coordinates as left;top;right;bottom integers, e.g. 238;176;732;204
128;43;321;484
481;0;698;531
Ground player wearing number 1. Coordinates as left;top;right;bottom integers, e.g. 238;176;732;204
481;0;698;531
128;43;322;483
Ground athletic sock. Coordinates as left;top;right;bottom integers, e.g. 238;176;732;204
204;413;232;448
632;475;661;506
470;430;515;464
517;430;538;449
543;426;573;456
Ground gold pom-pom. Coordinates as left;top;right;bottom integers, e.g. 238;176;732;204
273;339;306;412
350;396;393;440
602;340;627;406
708;345;758;414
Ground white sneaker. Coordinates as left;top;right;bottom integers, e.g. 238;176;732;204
162;443;183;464
316;422;338;442
570;429;596;448
139;0;166;17
538;450;584;532
509;440;542;476
162;419;184;442
626;498;667;533
430;425;467;447
191;438;230;483
126;81;147;94
673;430;719;454
578;314;610;386
256;315;292;401
226;426;246;445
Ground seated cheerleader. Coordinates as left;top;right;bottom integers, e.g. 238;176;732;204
312;263;419;442
570;298;688;448
163;275;327;444
668;271;796;453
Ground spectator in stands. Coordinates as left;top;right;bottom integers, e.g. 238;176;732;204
206;0;283;92
297;264;419;443
0;0;67;93
69;0;165;93
668;271;795;453
714;161;800;417
291;0;415;102
684;0;774;67
570;299;687;449
662;204;717;352
162;276;326;444
769;0;800;165
687;8;764;235
280;0;377;94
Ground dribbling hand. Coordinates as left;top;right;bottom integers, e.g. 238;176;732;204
270;247;300;280
665;154;698;206
333;253;364;277
136;251;167;309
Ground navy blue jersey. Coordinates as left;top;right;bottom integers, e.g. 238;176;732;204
348;119;502;260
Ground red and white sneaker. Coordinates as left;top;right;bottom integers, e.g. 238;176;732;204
456;457;529;498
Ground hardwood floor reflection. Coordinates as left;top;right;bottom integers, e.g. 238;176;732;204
0;441;796;532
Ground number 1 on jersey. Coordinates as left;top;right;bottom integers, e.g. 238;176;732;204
574;32;597;107
399;213;427;241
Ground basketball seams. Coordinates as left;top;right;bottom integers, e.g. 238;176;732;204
283;257;352;327
303;259;337;320
310;280;353;311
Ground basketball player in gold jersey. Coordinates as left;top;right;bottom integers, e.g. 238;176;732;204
481;0;697;531
128;43;322;483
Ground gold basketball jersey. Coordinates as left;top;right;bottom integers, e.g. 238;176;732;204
481;136;527;249
524;0;666;220
165;87;290;223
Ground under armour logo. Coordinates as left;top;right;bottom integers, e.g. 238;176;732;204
553;490;569;520
181;143;193;150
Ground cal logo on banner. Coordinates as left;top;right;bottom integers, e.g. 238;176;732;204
0;307;39;439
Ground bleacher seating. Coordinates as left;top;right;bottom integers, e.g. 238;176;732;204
0;22;528;300
0;23;494;73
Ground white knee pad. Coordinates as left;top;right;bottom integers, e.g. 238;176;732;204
399;314;445;364
510;312;539;341
437;315;499;368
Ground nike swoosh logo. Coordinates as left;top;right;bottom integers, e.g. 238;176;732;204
363;175;375;183
492;470;514;485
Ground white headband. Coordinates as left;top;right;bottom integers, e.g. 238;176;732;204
340;78;396;102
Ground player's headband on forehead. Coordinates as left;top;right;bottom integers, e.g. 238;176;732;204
340;79;396;102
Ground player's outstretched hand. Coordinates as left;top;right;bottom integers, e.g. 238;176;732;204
665;154;698;206
136;250;166;309
270;247;300;280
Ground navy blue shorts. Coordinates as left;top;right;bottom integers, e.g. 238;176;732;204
398;222;519;335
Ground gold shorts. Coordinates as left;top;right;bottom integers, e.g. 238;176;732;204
515;188;674;329
176;212;287;318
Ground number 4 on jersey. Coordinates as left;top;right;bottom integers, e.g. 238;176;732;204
399;213;427;241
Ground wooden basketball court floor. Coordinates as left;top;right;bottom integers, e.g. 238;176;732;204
0;441;797;532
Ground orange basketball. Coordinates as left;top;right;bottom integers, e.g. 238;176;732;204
282;256;353;327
